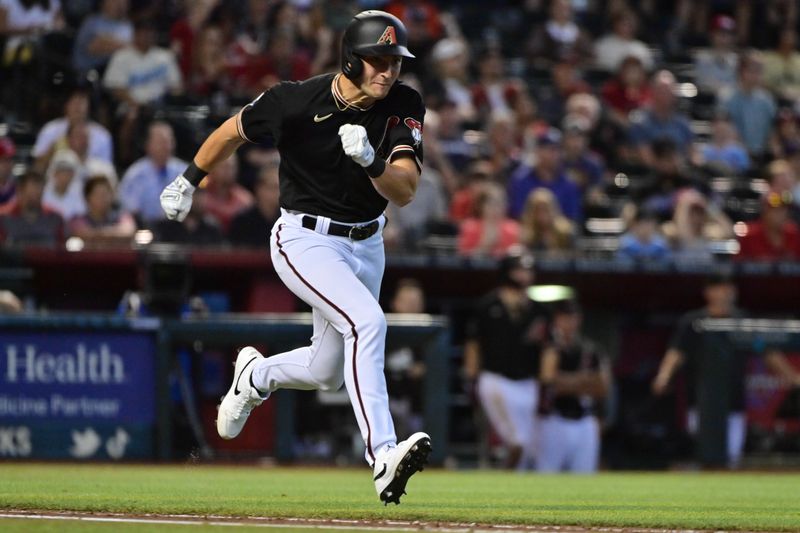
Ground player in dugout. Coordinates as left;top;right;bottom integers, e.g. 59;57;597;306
159;11;429;504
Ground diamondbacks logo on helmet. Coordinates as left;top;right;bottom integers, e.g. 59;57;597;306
404;117;423;146
376;26;397;44
377;26;397;45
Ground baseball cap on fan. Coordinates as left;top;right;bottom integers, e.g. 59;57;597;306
0;137;16;159
537;127;563;147
710;14;736;33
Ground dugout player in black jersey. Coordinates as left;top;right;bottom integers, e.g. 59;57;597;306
464;250;549;470
159;11;430;504
537;300;610;473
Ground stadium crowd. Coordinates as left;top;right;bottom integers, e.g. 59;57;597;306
1;0;800;261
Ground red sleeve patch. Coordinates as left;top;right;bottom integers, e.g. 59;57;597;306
404;117;423;146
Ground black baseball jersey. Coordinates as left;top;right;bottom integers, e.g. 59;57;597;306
236;73;425;223
669;308;750;412
541;340;605;419
466;291;548;380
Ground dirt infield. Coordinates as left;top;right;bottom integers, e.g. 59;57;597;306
0;510;771;533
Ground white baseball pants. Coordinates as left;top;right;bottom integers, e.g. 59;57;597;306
536;414;600;473
477;371;539;470
250;209;394;464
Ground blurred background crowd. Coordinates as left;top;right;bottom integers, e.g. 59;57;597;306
2;0;800;470
2;0;800;260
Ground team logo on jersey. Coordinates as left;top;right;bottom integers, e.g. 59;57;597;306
377;26;397;45
404;117;423;146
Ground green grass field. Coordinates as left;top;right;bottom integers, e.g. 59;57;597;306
1;464;799;532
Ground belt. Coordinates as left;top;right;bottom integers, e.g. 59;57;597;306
301;215;380;241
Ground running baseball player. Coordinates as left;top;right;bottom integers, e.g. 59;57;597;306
159;11;430;504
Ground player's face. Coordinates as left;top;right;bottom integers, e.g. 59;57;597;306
360;55;402;100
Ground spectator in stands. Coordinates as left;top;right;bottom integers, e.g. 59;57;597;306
232;0;271;56
0;137;17;209
629;70;695;166
485;112;523;178
519;188;575;254
118;121;186;225
693;14;738;96
103;17;183;164
536;59;591;127
593;9;653;73
169;0;219;80
663;189;733;262
229;160;280;248
526;0;593;67
307;0;357;76
566;92;626;168
0;170;63;246
151;186;223;246
432;99;472;172
601;55;652;128
458;181;520;258
617;208;671;261
429;38;475;123
46;121;116;188
384;164;448;252
186;24;232;100
763;28;800;102
0;0;64;121
32;89;114;170
630;139;705;221
508;128;582;221
464;249;548;470
652;272;800;467
72;0;133;78
769;108;800;160
561;115;605;195
384;278;428;439
242;29;312;96
720;51;776;160
67;174;136;246
43;149;85;220
203;156;253;233
736;0;798;50
0;0;63;63
537;299;609;473
737;189;800;261
385;0;444;69
449;158;493;225
470;49;525;126
764;159;800;222
700;113;750;175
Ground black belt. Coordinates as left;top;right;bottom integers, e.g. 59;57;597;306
301;215;380;241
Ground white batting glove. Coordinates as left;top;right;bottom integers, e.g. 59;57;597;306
160;175;195;222
338;124;375;167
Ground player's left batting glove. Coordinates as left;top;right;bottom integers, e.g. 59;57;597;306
159;175;195;222
338;124;386;178
338;124;375;166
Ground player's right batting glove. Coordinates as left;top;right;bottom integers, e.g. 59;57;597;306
160;175;195;222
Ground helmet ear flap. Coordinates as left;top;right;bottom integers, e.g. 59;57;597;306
342;46;363;80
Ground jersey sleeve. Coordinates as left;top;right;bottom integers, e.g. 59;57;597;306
236;83;286;145
387;90;425;172
668;313;696;356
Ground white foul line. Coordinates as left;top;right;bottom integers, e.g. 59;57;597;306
0;512;480;532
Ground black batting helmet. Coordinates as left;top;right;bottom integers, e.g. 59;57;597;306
341;10;415;81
